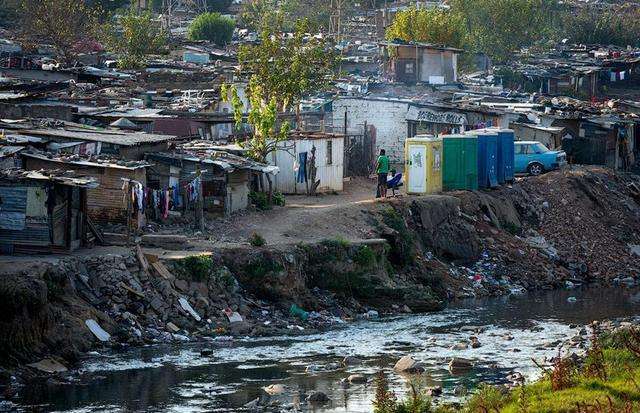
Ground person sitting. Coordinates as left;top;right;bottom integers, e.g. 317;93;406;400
386;169;403;197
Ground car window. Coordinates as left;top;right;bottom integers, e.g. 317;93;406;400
533;143;549;154
515;144;526;154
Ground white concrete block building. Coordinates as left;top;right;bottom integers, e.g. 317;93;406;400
333;97;412;163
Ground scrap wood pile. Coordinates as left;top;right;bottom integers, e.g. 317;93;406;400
514;166;640;281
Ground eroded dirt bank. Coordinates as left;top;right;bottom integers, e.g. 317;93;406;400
1;166;639;384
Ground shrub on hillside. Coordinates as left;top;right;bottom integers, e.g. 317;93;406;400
188;12;234;45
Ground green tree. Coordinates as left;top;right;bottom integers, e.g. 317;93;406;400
221;77;290;200
451;0;560;62
239;0;349;31
238;18;337;112
206;0;233;12
562;5;640;48
385;6;468;49
103;10;166;69
0;0;20;25
222;78;290;164
188;12;235;45
20;0;100;64
86;0;129;11
239;0;279;31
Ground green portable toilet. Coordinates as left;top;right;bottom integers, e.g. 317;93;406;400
443;134;478;191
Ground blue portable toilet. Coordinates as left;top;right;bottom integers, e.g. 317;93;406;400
495;128;515;183
473;128;515;184
466;130;498;188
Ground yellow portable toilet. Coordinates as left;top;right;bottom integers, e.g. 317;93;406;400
404;135;443;194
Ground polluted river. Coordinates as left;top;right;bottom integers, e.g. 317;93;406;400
12;286;640;413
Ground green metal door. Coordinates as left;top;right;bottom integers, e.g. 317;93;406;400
443;136;478;191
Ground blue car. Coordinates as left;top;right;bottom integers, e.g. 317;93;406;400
514;141;567;176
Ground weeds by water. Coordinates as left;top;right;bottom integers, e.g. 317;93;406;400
373;371;443;413
457;325;640;412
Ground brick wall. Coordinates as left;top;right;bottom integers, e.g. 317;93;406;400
333;97;410;163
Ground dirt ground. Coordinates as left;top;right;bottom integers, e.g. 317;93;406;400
197;176;392;247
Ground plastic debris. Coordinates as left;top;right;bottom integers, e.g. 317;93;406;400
178;297;202;321
85;319;111;342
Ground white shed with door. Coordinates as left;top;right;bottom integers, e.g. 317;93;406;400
269;133;344;194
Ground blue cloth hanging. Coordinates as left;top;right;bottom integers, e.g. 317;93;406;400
297;152;308;183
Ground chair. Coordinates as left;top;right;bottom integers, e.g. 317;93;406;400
387;173;403;197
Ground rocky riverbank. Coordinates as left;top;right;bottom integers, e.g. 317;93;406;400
0;166;639;389
431;319;640;412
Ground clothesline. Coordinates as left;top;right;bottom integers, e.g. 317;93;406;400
120;176;202;220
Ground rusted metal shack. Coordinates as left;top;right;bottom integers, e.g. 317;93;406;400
0;169;98;254
20;152;148;225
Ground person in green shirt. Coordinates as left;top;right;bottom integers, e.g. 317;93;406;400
376;149;390;198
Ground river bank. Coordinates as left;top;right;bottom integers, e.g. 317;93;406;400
0;166;639;409
5;286;640;412
434;318;640;412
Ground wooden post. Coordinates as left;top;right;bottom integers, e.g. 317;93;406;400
344;109;348;136
80;188;87;247
126;183;131;246
65;186;72;250
195;168;204;232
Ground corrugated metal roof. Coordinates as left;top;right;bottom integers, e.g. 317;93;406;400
0;169;99;188
90;108;169;119
17;128;179;146
21;152;150;170
0;146;24;158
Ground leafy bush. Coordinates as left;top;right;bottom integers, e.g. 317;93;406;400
380;207;417;267
249;232;266;247
249;191;270;211
175;255;214;282
321;236;351;250
354;245;376;268
188;12;235;45
244;255;283;280
273;191;285;207
103;10;166;69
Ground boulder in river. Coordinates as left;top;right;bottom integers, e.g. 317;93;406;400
263;384;285;396
450;342;468;350
393;355;424;373
306;391;330;404
449;357;473;373
342;356;363;366
348;374;367;384
470;337;482;348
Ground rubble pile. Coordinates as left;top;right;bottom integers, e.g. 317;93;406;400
406;167;640;299
512;167;640;282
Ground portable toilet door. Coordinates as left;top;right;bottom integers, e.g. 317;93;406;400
426;137;443;194
443;135;478;191
405;136;442;194
469;130;499;188
496;129;515;183
406;139;428;194
479;128;515;184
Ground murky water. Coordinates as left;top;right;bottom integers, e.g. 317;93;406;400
10;287;640;412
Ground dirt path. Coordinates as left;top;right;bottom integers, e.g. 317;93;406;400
199;176;389;247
